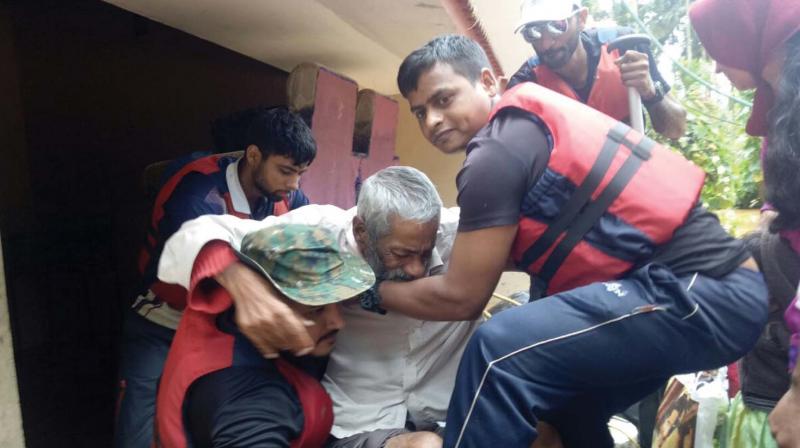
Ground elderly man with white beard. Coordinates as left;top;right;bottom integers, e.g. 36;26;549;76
157;166;477;448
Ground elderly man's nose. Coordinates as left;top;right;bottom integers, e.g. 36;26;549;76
404;258;427;279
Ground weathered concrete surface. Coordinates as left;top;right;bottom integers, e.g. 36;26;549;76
0;236;25;447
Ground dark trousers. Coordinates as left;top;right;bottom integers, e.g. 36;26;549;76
115;310;175;448
443;264;768;448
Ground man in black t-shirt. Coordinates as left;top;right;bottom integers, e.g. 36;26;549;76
373;35;767;447
509;0;686;139
190;34;767;448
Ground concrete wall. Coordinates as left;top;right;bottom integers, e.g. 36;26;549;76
0;237;25;448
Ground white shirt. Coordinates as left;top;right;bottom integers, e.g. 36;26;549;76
158;205;479;438
224;158;255;215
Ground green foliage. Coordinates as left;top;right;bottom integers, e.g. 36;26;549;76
608;0;763;210
715;209;760;237
649;58;763;209
611;0;686;46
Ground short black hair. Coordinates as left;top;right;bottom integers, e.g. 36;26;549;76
397;34;491;98
211;106;272;153
243;106;316;166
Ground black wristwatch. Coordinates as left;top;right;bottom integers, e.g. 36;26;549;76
360;282;386;315
642;80;666;106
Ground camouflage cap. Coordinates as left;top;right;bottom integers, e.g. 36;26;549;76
235;223;375;306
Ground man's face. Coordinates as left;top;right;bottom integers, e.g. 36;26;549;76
252;153;309;201
286;301;344;357
529;13;582;70
406;62;496;154
356;216;438;281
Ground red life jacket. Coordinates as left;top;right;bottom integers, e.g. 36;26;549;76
493;83;705;296
154;298;333;448
138;155;290;310
532;43;630;122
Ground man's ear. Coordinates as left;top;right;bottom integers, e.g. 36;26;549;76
352;216;368;247
245;144;262;166
479;68;499;97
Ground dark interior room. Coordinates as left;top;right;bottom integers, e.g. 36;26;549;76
1;0;291;445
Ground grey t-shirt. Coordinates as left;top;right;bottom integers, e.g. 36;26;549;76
456;108;749;278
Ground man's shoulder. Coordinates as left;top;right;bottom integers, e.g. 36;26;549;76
278;204;355;246
172;154;234;182
507;56;540;90
166;154;235;194
167;170;225;204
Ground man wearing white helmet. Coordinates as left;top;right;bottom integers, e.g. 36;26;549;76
508;0;687;140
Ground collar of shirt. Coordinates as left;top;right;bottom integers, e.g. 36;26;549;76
582;29;602;62
225;158;253;216
574;30;602;102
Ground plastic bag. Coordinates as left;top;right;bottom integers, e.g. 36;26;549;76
653;368;729;448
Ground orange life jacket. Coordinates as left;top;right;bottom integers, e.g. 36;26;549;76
493;83;704;297
531;42;630;122
154;299;333;448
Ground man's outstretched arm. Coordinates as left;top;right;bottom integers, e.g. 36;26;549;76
769;362;800;447
379;224;518;321
645;94;686;140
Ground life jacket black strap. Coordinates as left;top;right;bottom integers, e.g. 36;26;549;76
524;125;656;299
519;122;631;271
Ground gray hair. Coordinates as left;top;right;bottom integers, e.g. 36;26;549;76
357;166;443;241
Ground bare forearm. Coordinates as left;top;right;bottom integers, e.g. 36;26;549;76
646;94;686;139
379;225;516;321
215;261;314;357
380;274;490;321
769;361;800;446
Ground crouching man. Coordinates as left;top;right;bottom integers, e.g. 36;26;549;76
154;223;375;447
155;166;476;448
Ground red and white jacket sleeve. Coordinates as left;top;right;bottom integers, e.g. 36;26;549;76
186;241;240;313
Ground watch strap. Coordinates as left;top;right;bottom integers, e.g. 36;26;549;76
359;282;386;315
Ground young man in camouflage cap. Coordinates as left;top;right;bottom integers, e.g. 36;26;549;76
154;223;374;448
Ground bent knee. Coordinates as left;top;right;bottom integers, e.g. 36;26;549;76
385;431;442;448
